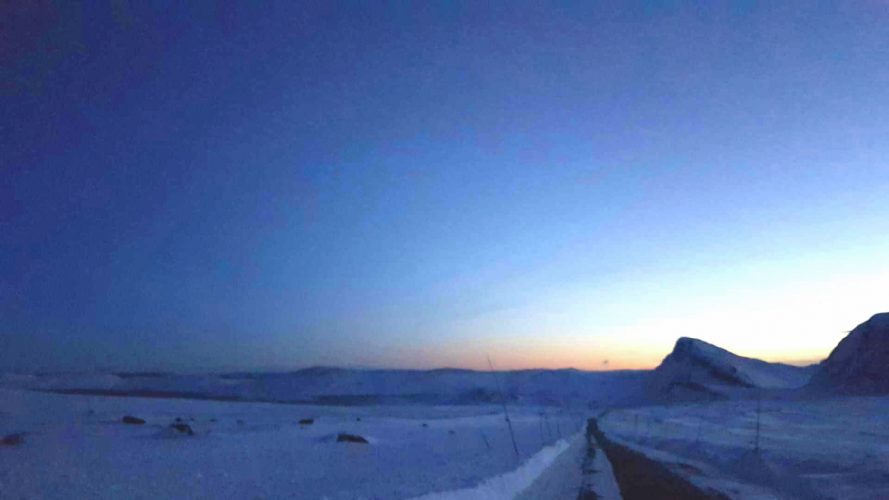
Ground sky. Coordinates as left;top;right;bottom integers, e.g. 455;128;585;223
2;1;889;372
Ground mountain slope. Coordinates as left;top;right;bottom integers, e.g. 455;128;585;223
648;337;815;401
807;312;889;395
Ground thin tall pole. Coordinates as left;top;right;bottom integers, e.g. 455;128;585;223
488;355;520;459
754;397;762;454
480;431;492;451
538;414;546;446
695;417;703;444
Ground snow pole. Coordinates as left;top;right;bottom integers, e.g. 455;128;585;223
540;410;553;440
754;396;762;454
480;431;492;451
538;413;546;446
695;417;703;444
488;355;520;459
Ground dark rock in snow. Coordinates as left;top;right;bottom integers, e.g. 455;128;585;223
169;423;195;436
336;433;368;444
122;415;146;425
1;433;25;446
299;418;314;425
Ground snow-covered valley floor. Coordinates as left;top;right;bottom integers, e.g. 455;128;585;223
600;396;889;499
6;384;888;499
0;388;584;499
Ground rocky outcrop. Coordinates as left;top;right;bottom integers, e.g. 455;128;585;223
1;433;25;446
169;423;195;436
336;433;368;444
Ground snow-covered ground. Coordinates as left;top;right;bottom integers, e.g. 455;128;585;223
600;396;889;499
4;352;885;499
0;388;585;499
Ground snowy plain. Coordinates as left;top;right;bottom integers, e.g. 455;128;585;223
0;387;586;499
0;368;647;407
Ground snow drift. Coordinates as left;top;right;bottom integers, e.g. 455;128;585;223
409;435;575;500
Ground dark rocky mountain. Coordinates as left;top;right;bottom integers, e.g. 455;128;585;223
807;312;889;395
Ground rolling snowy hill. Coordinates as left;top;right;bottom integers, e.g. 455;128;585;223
3;368;648;408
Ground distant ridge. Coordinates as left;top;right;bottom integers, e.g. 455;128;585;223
5;366;648;407
14;314;888;406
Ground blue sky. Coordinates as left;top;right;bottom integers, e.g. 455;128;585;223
3;1;889;371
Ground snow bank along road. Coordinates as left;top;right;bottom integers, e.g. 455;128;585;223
411;435;574;500
599;397;889;499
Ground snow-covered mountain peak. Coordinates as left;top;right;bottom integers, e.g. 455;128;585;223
649;336;816;401
671;337;732;360
866;312;889;329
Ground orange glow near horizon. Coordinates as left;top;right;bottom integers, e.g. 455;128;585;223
320;264;886;374
381;267;887;372
369;335;687;372
387;340;829;372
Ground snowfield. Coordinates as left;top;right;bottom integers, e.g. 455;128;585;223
599;396;889;499
0;388;584;499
